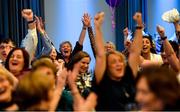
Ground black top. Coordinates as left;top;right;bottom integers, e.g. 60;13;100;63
0;101;14;110
94;64;136;111
57;41;83;68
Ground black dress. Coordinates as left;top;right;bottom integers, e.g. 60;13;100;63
94;64;136;111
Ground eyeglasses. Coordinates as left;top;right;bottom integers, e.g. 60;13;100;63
0;45;14;50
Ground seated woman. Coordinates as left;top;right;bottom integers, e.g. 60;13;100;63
32;56;72;111
68;51;92;98
136;65;180;111
5;48;30;80
0;65;18;110
32;57;57;82
14;70;55;110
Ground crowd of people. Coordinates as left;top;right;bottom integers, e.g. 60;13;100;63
0;9;180;111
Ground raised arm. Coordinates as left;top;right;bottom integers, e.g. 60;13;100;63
122;27;132;57
71;13;90;56
157;25;180;72
49;68;68;111
78;13;89;45
128;12;143;77
173;20;180;41
86;14;96;58
35;16;54;56
88;26;96;58
94;12;106;84
67;63;97;111
21;9;38;62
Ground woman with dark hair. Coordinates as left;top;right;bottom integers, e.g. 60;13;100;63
5;48;30;80
140;34;163;66
68;51;92;98
136;66;180;111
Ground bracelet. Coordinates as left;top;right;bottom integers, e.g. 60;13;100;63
27;16;36;24
135;26;143;30
83;27;87;30
161;36;167;40
39;31;45;36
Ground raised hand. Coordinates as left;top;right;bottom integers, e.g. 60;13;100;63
49;68;68;110
67;63;97;111
82;13;91;28
156;25;165;37
55;59;65;74
173;21;180;32
94;12;105;29
133;12;143;26
124;39;132;49
35;16;45;33
73;92;97;111
56;68;68;88
123;27;129;37
21;9;34;22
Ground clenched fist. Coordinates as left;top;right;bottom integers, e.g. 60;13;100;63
133;12;143;26
156;25;165;37
94;12;105;29
21;9;34;22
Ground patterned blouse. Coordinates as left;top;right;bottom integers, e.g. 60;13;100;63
76;72;92;98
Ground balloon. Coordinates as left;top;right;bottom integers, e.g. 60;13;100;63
105;0;121;7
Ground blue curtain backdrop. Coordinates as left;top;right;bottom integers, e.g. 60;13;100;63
0;0;146;52
0;0;44;53
115;0;147;51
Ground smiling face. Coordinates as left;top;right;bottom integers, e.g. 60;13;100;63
60;43;72;58
0;75;13;103
49;48;57;61
107;53;125;81
105;42;115;53
0;42;14;62
142;38;151;54
78;57;90;74
9;50;25;75
136;77;163;111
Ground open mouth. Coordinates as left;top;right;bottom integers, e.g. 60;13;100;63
2;53;7;57
143;46;148;50
64;51;68;53
11;62;19;66
63;50;70;54
116;68;122;72
0;88;6;94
